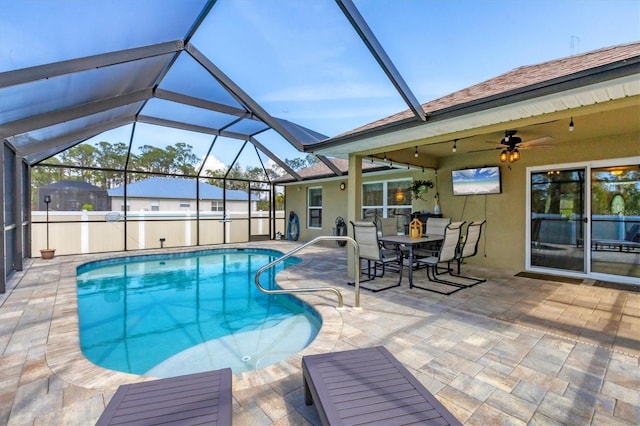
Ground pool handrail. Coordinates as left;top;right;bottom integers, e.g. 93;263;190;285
254;236;361;310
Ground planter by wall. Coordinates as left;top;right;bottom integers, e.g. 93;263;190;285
40;249;56;260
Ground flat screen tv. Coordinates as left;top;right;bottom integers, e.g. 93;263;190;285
452;166;502;195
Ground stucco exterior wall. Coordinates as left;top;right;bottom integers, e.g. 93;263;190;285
284;170;438;244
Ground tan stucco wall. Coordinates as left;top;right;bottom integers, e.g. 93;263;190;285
284;130;639;270
284;169;438;245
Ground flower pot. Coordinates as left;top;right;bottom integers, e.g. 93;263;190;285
40;248;55;260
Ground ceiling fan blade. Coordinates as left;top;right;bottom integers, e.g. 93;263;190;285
521;136;554;145
519;144;555;150
468;147;503;153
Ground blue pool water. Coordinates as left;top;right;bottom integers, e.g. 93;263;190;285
76;248;320;376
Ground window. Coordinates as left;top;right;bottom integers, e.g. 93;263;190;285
308;187;322;228
179;200;190;208
211;201;223;211
150;200;159;211
362;179;411;232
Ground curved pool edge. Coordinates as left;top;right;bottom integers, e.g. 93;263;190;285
45;242;344;393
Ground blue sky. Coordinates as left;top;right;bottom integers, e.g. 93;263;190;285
2;0;639;170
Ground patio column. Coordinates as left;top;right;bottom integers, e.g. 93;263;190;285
347;153;362;278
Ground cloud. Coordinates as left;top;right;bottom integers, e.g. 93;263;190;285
200;155;226;172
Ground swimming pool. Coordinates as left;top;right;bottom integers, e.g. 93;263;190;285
76;248;320;376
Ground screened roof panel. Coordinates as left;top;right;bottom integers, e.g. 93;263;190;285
126;123;216;175
0;0;208;71
140;98;244;133
192;1;408;137
80;125;136;151
1;55;171;126
11;105;140;151
224;119;270;136
251;129;308;162
207;137;250;174
156;53;243;108
0;0;428;175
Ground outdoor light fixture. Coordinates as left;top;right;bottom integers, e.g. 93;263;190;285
41;194;54;258
569;117;574;131
452;140;457;153
414;146;418;158
395;188;405;202
500;148;520;163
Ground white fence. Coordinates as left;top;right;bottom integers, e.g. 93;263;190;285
31;210;286;257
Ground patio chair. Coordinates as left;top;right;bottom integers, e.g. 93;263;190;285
379;217;398;237
349;220;403;292
425;217;452;236
414;217;452;259
452;220;486;284
413;221;467;295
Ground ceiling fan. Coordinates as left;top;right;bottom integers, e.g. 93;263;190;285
479;130;554;163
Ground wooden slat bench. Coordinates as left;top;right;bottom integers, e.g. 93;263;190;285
303;346;461;426
96;368;232;426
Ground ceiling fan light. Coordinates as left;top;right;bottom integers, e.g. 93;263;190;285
499;150;508;162
512;149;520;161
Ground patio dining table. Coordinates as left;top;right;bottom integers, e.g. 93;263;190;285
378;234;444;287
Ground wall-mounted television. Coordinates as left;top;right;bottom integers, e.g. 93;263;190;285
452;166;502;195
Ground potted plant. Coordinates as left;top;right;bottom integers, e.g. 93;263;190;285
410;179;434;200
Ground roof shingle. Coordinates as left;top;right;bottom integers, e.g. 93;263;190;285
344;42;640;135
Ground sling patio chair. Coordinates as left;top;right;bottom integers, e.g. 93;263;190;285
414;217;452;260
452;220;486;285
349;220;403;292
413;221;468;295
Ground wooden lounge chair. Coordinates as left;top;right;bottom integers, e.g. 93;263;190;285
303;346;461;426
96;368;232;426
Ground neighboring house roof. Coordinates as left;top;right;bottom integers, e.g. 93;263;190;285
41;180;106;191
107;177;256;200
273;158;389;183
319;42;640;145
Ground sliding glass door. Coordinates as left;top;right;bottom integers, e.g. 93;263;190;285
530;168;587;272
590;165;640;279
528;160;640;283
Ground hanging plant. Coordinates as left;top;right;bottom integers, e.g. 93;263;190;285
410;179;434;200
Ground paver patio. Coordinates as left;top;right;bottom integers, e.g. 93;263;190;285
1;241;638;425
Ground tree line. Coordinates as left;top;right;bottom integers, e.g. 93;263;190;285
32;141;318;209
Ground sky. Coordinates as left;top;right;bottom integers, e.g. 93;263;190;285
2;0;639;171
